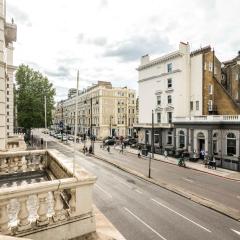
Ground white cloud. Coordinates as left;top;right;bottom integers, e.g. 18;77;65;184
7;0;240;102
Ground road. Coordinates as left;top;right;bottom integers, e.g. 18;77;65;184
33;131;240;240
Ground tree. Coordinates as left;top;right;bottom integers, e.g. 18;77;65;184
15;64;56;130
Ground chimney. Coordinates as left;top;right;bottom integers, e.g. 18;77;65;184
141;54;149;65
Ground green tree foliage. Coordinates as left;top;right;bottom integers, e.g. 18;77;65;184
15;64;55;130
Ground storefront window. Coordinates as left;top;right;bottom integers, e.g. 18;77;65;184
227;133;236;156
179;130;185;148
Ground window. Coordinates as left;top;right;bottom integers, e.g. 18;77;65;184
236;74;239;81
208;84;213;95
167;63;172;73
167;131;173;144
190;101;193;111
208;100;213;111
209;62;213;72
118;108;120;113
227;133;236;156
167;78;172;88
204;62;207;70
146;130;150;144
196;101;199;110
236;92;239;100
154;134;160;144
167;112;172;123
157;113;161;123
132;109;134;113
157;96;161;105
179;130;185;148
167;95;172;104
214;67;218;74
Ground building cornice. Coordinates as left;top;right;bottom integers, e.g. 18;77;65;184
138;69;181;83
136;51;182;71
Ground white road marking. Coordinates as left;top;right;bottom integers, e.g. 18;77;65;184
182;177;194;183
151;199;211;233
113;176;131;188
95;184;112;198
124;207;167;240
135;189;143;194
231;229;240;236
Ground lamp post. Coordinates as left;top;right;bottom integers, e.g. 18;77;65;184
44;96;47;149
148;110;154;178
109;115;113;137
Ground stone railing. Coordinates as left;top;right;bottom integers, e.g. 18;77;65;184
173;115;240;123
7;135;27;151
0;149;97;239
0;150;46;175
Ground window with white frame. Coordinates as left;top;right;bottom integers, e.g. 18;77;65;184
167;131;173;144
157;112;161;123
157;95;161;105
227;133;236;156
208;84;213;95
167;112;172;123
208;100;213;111
167;63;172;73
167;78;172;88
236;73;239;81
196;101;199;110
167;95;172;104
209;62;213;72
179;130;185;148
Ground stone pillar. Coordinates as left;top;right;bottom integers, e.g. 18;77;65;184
208;129;213;156
190;129;194;152
186;128;190;152
0;200;10;234
53;191;65;222
173;128;176;149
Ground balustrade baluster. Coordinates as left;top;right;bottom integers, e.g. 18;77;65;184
53;190;65;221
37;193;49;226
0;158;8;174
21;156;27;171
0;201;10;234
17;197;31;231
69;189;76;216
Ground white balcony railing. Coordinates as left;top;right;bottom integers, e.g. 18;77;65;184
173;115;240;123
0;149;97;238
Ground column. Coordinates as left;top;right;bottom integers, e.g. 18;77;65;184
186;128;190;152
208;129;213;156
190;129;194;152
173;128;176;149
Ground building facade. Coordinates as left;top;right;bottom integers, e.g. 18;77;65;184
135;42;240;170
54;81;137;139
0;0;17;151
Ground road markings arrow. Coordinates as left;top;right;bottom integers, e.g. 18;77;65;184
231;229;240;236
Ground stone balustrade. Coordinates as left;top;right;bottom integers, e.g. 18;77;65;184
0;150;46;175
0;149;97;239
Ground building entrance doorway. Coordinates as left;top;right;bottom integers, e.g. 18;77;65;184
197;132;205;159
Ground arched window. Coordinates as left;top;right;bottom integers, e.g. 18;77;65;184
227;133;236;156
179;130;185;148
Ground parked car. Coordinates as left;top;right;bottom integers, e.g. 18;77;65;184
123;138;137;145
68;136;74;141
104;139;115;145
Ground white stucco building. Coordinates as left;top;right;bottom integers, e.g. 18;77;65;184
0;0;17;151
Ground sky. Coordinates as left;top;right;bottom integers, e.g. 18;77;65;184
7;0;240;101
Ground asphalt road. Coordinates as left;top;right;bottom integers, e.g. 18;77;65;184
34;132;240;240
92;143;240;211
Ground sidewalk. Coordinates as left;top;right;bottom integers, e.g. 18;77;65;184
119;146;240;181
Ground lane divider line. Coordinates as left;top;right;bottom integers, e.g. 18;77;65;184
124;207;167;240
95;184;113;199
151;198;211;233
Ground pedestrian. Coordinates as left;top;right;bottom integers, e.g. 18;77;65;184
40;138;44;149
89;145;93;154
107;145;110;153
120;143;124;154
212;156;216;170
164;150;168;159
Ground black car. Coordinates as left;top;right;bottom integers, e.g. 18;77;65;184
104;139;115;145
123;138;137;145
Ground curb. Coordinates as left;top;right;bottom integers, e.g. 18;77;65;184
92;154;240;222
116;148;240;182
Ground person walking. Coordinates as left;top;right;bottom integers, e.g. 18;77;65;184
164;150;168;159
107;145;110;153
